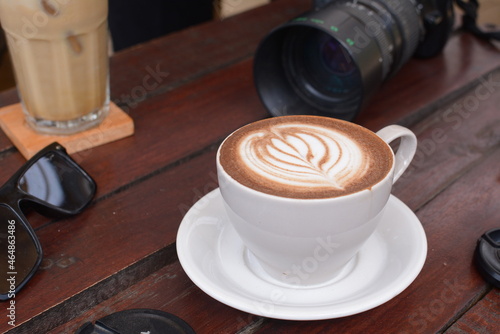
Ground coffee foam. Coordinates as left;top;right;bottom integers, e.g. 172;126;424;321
219;116;393;199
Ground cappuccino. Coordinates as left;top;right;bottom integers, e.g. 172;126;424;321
219;116;393;199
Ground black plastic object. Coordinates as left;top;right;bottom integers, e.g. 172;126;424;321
253;0;422;121
0;142;96;300
475;229;500;288
75;309;195;334
253;0;456;121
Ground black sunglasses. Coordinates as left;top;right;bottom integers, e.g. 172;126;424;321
0;143;96;300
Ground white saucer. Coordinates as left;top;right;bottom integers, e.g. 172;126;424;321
176;189;427;320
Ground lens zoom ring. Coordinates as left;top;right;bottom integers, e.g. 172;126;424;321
380;0;422;66
339;1;393;78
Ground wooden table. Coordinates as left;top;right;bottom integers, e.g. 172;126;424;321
1;0;499;332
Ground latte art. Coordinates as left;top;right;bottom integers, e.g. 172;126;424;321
219;116;393;199
240;124;370;191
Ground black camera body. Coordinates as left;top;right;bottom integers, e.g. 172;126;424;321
316;0;455;57
253;0;455;121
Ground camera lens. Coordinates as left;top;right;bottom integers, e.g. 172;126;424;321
283;28;362;114
254;0;422;120
319;35;357;76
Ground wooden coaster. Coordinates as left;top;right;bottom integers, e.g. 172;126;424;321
0;102;134;159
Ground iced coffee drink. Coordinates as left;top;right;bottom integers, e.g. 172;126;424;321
0;0;109;134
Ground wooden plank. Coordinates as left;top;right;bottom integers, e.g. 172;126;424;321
1;47;498;334
0;60;268;197
445;289;500;334
0;88;18;111
0;149;218;333
389;70;500;211
0;102;134;159
0;1;498;190
0;88;18;151
356;32;500;130
51;261;260;334
250;144;500;334
1;33;499;194
0;1;499;332
0;0;309;152
107;0;309;106
55;148;500;334
32;73;498;334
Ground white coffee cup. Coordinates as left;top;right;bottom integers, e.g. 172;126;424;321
217;116;417;286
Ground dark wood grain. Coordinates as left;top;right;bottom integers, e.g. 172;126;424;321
0;88;18;151
51;259;262;334
0;61;268;232
391;70;500;211
34;70;500;334
445;289;500;334
0;88;17;109
249;134;500;334
107;0;310;109
357;33;500;130
0;0;499;333
47;146;500;334
0;0;309;156
0;149;217;333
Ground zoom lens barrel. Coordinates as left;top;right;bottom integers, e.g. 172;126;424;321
254;0;422;120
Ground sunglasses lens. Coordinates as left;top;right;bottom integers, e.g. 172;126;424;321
0;205;41;298
18;151;95;213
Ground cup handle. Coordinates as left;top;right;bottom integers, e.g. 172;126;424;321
376;125;417;184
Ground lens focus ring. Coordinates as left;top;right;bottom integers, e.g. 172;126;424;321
380;0;422;71
339;1;394;78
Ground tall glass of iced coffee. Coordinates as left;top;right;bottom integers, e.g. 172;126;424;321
0;0;109;135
